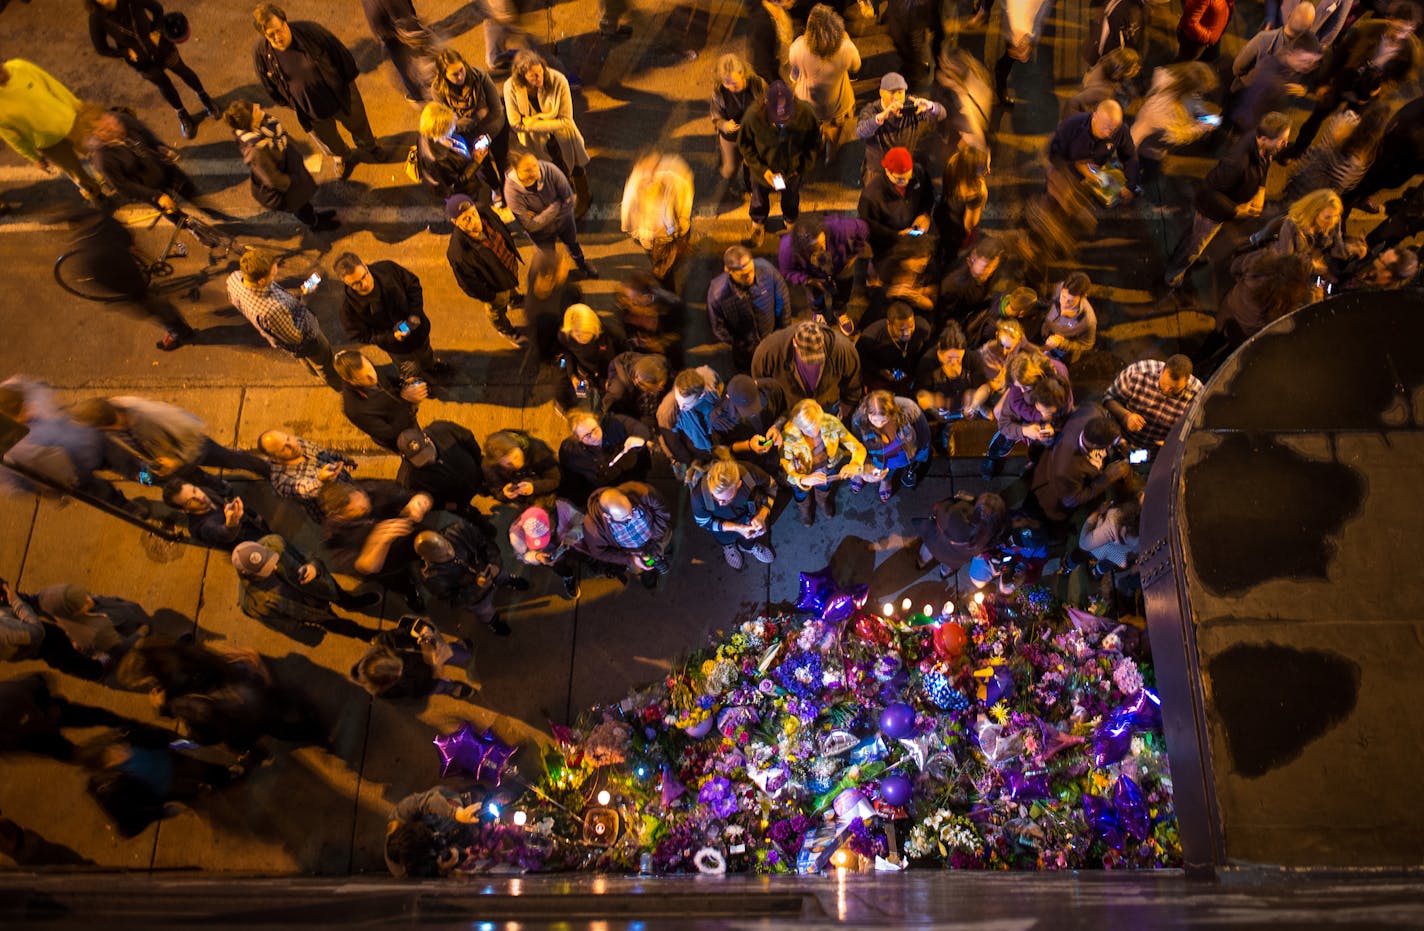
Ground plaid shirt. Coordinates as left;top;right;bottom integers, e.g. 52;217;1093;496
606;506;654;551
1104;360;1203;445
269;437;343;516
226;271;317;352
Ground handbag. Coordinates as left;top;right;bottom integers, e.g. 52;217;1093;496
404;145;420;183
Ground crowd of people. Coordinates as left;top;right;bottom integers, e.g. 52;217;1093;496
1;0;1421;858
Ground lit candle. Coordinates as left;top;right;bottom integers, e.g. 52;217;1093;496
512;810;528;826
922;604;933;618
942;601;954;617
882;602;894;617
901;597;912;611
974;591;985;605
596;789;612;806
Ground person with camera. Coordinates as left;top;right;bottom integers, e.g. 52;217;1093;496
334;349;428;453
351;614;477;700
414;515;526;637
854;72;946;183
1029;403;1135;525
161;479;270;549
87;0;217;140
579;483;673;590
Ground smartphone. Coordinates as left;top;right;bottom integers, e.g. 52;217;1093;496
474;134;491;152
771;173;786;191
1129;448;1150;465
138;468;154;486
395;320;412;336
301;272;321;294
906;227;925;236
1198;113;1222;127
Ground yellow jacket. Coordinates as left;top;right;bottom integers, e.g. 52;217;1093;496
0;59;82;162
781;413;865;488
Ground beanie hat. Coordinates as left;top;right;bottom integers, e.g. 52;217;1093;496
792;321;827;365
881;147;914;174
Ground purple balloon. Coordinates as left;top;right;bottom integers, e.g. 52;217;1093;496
795;566;837;613
1113;775;1150;839
879;702;918;740
660;763;686;809
1083;793;1125;850
1090;728;1133;767
433;722;516;784
1003;768;1052;800
878;773;914;807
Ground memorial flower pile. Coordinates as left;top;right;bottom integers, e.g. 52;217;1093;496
452;569;1180;874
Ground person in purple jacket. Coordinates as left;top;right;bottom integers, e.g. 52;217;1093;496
778;213;870;332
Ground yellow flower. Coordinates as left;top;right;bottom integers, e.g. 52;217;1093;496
990;702;1009;724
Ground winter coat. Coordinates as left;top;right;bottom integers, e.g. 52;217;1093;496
253;21;360;129
340;259;430;354
750;323;863;411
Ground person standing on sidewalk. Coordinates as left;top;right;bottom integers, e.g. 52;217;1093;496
224;100;339;232
226;249;343;389
445;193;526;347
251;2;382;179
86;0;218;140
335;252;449;382
737;80;819;248
0;58;105;203
503;52;590;213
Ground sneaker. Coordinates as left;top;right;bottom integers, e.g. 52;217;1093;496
344;589;383;609
849;477;864;494
331;156;350;180
202;98;221;121
156;329;189;352
492;322;526;347
486;614;512;637
560;574;581;600
747;542;776;564
176;110;196;140
744;222;765;249
722;544;744;570
901;468;919;489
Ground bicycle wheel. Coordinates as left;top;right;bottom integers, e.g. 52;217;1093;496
53;249;153;303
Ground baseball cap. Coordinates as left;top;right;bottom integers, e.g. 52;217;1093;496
880;72;908;92
724;374;763;415
518;507;552;550
445;194;475;220
232;541;279;578
398;428;437;467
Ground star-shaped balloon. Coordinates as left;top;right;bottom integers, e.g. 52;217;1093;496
821;582;869;623
794;566;837;613
433;722;516;784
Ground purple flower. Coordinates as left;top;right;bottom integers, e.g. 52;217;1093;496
773;651;823;701
697;776;739;819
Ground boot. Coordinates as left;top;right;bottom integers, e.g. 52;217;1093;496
798;494;815;527
571;165;591;218
744;221;766;249
816;486;834;517
200;94;221;121
176;110;196;140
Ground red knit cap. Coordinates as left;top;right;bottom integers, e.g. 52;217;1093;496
881;147;913;174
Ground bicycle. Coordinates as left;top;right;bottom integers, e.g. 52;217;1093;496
53;209;244;303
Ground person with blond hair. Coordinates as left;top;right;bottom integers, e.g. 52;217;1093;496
710;54;766;197
556;304;621;405
1271;187;1366;277
788;4;862;163
620;151;694;284
780;398;865;526
414;101;485;200
691;451;777;569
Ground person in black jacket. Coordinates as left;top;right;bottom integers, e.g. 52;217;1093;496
709;373;788;474
558;409;652;505
334;349;426;452
481;429;560;510
161;480;269;549
321;480;432;608
335;253;447;380
396;423;489;527
432;50;509;203
737;80;820;247
445;194;524;346
1163;111;1289;288
858;145;936;263
87;0;217;140
858;302;932;396
251;2;380;178
414;515;525;636
85;110;202;218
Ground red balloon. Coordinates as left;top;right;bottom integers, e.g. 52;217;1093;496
933;622;969;663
